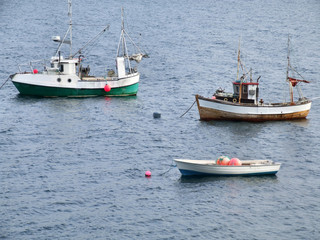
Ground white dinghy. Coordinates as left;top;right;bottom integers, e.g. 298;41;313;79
174;158;281;176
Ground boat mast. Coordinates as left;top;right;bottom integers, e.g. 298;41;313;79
117;9;124;56
236;37;241;81
287;36;294;103
53;1;73;57
68;0;73;58
237;38;242;103
117;8;132;71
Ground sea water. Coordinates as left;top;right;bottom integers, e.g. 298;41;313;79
1;0;320;239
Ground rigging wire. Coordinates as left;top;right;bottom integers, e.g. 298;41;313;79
71;25;110;58
73;24;110;27
289;64;307;81
120;8;148;56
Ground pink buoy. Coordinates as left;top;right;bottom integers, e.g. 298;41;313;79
104;84;111;92
145;171;151;177
33;69;38;74
211;96;216;99
228;158;242;166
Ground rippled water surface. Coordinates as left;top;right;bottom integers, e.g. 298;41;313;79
1;0;320;239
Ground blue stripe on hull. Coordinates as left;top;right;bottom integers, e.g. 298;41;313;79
179;169;278;176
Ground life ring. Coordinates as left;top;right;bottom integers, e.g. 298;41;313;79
224;98;228;101
233;98;237;103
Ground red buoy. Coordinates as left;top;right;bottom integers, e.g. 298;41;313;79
145;171;151;177
104;84;111;92
33;69;38;74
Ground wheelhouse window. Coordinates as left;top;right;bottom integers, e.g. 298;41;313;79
59;64;64;72
243;85;248;93
235;86;239;94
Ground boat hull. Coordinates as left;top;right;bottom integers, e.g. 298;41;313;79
174;159;281;176
11;73;139;97
196;95;311;122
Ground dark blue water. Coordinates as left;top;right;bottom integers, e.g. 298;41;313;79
1;0;320;239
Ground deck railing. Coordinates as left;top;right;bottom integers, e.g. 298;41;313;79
18;59;49;73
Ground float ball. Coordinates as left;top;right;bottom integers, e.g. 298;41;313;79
216;156;224;165
221;156;230;165
228;158;242;166
217;156;230;165
145;171;151;177
33;69;38;74
104;84;111;92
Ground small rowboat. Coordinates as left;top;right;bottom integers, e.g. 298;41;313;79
174;159;281;176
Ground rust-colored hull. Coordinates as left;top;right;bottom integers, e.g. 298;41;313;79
195;95;311;122
198;106;310;121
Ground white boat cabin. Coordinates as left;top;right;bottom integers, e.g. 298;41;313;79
232;81;259;104
41;55;130;80
47;56;78;75
214;80;260;104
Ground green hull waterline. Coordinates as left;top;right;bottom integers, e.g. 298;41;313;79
12;82;139;97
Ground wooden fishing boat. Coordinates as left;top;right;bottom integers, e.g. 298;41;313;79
174;159;281;176
195;38;311;122
10;1;147;97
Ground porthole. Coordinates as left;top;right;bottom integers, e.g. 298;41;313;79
57;78;61;82
68;79;72;83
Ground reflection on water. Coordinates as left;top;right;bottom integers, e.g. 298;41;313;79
178;174;278;184
288;118;310;128
200;120;265;135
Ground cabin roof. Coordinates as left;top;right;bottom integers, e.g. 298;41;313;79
232;82;259;86
51;58;78;64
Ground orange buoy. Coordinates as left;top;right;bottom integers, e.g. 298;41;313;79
217;156;230;165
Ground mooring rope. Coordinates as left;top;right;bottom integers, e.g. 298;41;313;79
0;76;12;90
180;100;196;118
158;140;178;176
159;159;176;176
